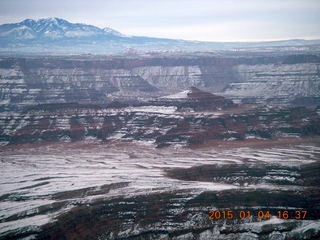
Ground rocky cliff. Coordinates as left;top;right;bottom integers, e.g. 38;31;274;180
1;99;319;147
0;53;319;112
223;62;320;104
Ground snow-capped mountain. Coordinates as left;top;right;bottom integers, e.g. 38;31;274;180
0;17;123;40
0;17;320;54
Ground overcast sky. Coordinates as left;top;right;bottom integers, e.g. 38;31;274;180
0;0;319;42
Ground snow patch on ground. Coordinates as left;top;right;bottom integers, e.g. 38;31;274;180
162;90;191;99
0;143;319;235
126;106;177;114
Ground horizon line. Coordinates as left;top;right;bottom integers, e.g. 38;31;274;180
1;17;320;43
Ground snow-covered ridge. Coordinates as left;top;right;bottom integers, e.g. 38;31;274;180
0;17;123;40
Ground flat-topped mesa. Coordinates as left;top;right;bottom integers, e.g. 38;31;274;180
187;86;225;99
164;87;225;100
161;87;235;111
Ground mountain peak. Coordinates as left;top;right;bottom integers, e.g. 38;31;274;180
43;17;60;22
19;18;68;27
37;17;69;25
102;27;125;37
20;18;36;25
0;18;123;40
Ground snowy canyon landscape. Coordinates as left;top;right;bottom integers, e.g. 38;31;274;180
0;18;320;239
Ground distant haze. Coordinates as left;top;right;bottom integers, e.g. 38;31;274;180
0;0;319;42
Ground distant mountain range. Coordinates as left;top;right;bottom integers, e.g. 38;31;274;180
1;18;320;54
0;18;124;40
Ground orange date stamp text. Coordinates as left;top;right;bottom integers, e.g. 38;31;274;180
208;209;307;220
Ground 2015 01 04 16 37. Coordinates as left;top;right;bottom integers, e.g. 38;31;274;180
208;209;308;220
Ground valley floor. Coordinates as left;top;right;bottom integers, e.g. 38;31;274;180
0;138;319;239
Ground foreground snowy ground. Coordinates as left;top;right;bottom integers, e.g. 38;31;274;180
0;141;319;239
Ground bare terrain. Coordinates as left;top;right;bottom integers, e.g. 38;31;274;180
0;138;319;239
0;49;319;239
